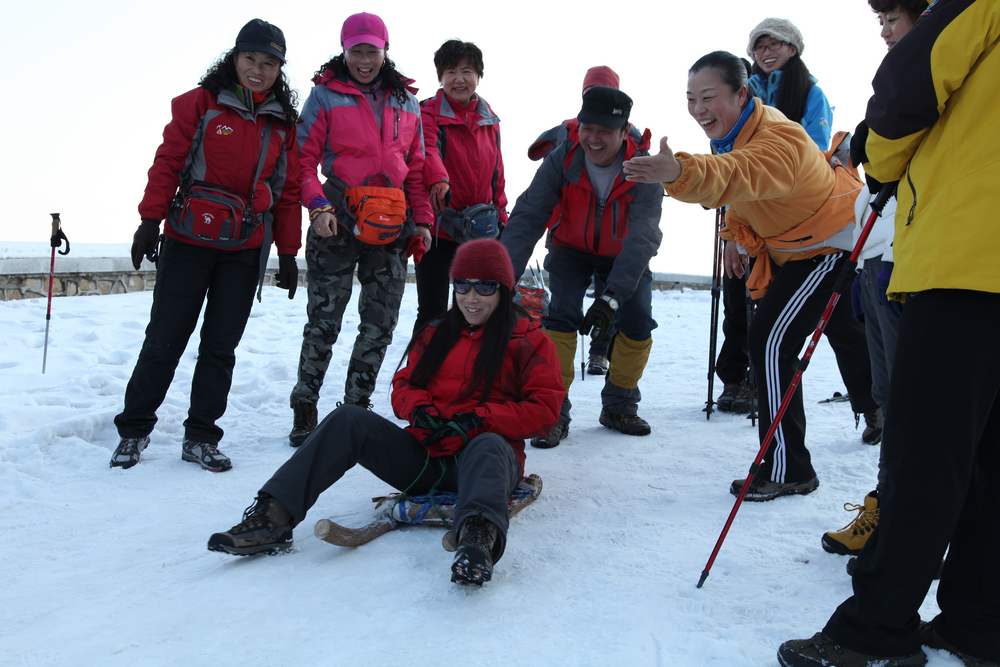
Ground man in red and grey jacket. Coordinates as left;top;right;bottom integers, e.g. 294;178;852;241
502;86;664;448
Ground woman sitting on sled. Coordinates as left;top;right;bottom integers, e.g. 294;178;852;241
208;239;564;586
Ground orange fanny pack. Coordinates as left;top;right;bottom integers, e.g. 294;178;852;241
344;186;407;245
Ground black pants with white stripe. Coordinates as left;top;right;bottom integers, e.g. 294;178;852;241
748;252;875;484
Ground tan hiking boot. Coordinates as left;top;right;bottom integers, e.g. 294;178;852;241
822;491;879;555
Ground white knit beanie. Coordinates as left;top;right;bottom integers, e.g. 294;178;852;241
747;18;805;59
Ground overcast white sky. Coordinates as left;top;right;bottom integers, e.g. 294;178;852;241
3;0;891;274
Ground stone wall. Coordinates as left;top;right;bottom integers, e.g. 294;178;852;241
0;256;710;301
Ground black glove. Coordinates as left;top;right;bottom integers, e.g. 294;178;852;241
449;411;482;435
412;405;444;431
424;411;483;447
131;219;161;270
275;254;298;299
850;121;885;195
580;297;616;339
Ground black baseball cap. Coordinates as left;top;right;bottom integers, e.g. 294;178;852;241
577;86;632;129
235;19;287;63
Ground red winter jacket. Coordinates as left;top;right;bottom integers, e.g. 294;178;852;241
297;71;433;227
139;86;302;254
421;90;508;241
502;129;664;304
391;316;564;471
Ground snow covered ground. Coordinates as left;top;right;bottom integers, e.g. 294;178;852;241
0;286;958;666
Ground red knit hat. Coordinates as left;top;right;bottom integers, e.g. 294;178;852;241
582;66;620;92
449;239;515;290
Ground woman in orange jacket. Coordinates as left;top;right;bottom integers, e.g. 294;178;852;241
624;50;876;501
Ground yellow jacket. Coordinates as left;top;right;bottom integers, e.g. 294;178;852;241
864;0;1000;297
666;101;858;298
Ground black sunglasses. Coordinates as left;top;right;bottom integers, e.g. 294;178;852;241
453;279;500;296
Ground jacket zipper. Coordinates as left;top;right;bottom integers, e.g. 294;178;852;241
904;164;917;226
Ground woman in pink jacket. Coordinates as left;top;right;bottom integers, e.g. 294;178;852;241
288;12;433;447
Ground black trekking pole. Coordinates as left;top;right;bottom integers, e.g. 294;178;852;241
42;212;70;374
704;208;725;419
745;288;758;428
697;183;897;588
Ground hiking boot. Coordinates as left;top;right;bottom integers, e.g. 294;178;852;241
822;491;879;555
451;516;499;586
531;421;569;449
207;493;293;556
288;402;318;448
862;408;883;445
599;409;652;436
729;379;757;415
586;354;610;375
730;475;819;501
181;439;232;473
109;436;150;470
778;632;927;667
919;621;997;666
716;383;740;412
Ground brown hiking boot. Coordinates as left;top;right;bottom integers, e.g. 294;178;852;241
288;402;317;448
208;493;294;556
530;421;569;449
599;409;652;436
822;491;879;555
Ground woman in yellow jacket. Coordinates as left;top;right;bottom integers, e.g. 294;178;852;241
624;51;874;501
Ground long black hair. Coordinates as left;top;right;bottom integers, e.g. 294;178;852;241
405;286;526;403
314;53;411;105
199;48;299;125
751;54;813;124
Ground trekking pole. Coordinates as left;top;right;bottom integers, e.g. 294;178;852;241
42;212;70;374
697;183;897;588
745;288;758;428
579;333;586;381
704;208;725;419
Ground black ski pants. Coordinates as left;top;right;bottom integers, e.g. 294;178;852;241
749;253;876;484
115;238;260;445
716;263;752;385
261;405;521;561
413;235;459;334
824;289;1000;662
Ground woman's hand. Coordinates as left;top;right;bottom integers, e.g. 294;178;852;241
311;211;338;238
429;182;450;213
723;241;749;279
623;137;682;184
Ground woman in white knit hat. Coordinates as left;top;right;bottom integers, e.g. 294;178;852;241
747;17;833;150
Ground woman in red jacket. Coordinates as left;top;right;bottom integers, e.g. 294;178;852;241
111;19;301;473
415;39;508;332
208;240;564;586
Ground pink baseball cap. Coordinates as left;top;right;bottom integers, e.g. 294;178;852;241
341;12;388;50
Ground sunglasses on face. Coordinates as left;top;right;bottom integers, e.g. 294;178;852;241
453;279;500;296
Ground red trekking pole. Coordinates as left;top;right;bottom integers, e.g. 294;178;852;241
42;212;70;374
697;183;897;588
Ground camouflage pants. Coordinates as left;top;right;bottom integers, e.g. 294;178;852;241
290;228;407;407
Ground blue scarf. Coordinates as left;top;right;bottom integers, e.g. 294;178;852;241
710;98;756;155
